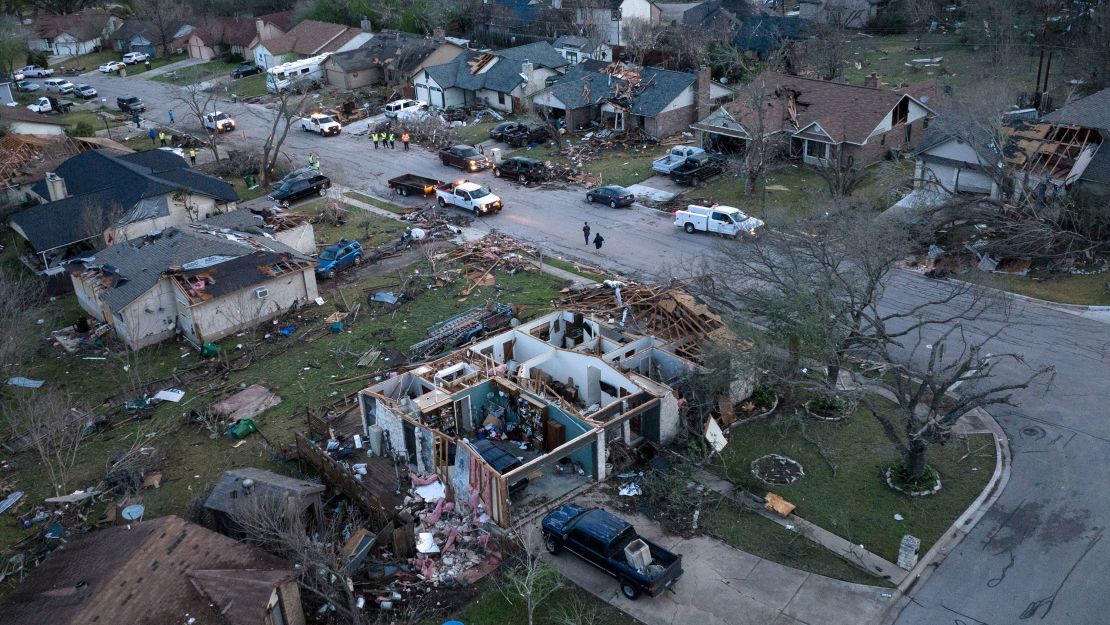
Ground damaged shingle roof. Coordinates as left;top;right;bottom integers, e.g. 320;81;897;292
1042;86;1110;132
423;42;567;93
11;150;237;252
205;468;324;516
541;62;696;117
326;31;444;73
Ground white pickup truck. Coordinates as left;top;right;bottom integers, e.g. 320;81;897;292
26;96;72;114
652;146;704;174
435;181;503;215
203;111;236;133
300;113;341;136
674;204;764;238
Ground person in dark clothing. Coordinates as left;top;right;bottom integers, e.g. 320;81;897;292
582;222;590;244
593;232;604;252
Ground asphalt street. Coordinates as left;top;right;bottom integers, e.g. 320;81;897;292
77;68;1110;624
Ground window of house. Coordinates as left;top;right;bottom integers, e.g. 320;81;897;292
880;134;886;146
905;124;912;143
923;117;930;129
892;98;909;126
805;140;828;160
566;51;578;63
497;91;505;105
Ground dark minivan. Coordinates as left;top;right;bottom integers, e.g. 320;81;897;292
268;172;331;206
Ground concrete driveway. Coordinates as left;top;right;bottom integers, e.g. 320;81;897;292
542;497;894;625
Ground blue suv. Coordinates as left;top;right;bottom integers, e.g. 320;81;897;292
315;239;362;279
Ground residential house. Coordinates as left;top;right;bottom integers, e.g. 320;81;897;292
733;15;811;60
111;19;194;57
554;0;662;46
204;468;325;535
324;30;464;91
0;81;14;106
201;208;318;256
1040;86;1110;195
412;41;569;113
8;149;239;271
356;310;703;527
912;124;1000;199
186;16;258;61
533;60;731;139
255;11;295;42
250;19;371;70
799;0;887;28
30;10;121;57
68;218;318;349
657;0;739;31
692;72;936;168
0;135;132;205
0;106;72;136
552;34;612;64
0;515;305;625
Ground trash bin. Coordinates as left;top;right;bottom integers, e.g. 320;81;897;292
144;60;151;71
243;174;256;189
490;147;502;164
201;342;220;358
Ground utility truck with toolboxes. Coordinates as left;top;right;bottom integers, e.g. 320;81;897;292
435;180;503;215
674;204;764;238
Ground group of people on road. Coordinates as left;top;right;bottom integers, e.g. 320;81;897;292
371;129;410;151
307;153;322;170
582;221;604;252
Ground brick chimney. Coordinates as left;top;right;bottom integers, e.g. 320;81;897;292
695;66;711;123
433;27;445;43
45;172;67;202
864;72;880;89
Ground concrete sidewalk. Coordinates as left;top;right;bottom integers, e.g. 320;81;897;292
543;492;895;625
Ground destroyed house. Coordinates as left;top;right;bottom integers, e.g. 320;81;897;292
204;468;325;535
1;515;305;625
8;149;239;271
68;222;318;350
357;310;698;527
324;31;465;90
532;61;730;140
412;41;569;113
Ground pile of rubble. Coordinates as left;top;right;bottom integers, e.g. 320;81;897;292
443;233;541;276
398;205;471;236
401;474;501;587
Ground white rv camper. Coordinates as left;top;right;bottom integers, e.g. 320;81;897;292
266;54;329;93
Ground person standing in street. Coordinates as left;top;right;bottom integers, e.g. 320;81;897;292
148;128;157;145
188;147;196;166
168;110;175;125
401;131;410;151
582;222;590;245
388;131;396;149
158;130;167;147
372;132;379;149
593;232;604;253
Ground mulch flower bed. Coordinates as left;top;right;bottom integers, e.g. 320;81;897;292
751;453;805;485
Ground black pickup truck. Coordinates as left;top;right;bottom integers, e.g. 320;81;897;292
116;96;146;113
542;504;682;600
439;144;492;172
670;152;725;186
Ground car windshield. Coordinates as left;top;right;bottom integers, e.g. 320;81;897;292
320;250;338;261
458;147;479;157
469;187;490;199
214;113;229;121
316;116;334;124
608;186;629;195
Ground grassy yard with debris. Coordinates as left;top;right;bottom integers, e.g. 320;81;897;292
542;256;608;282
228;73;268;99
958;270;1110;306
291;197;406;248
454;121;502;146
537;140;661;188
56;109;127;135
446;578;641;625
151;61;237;85
49;49;118;70
343;191;407;214
710;399;995;564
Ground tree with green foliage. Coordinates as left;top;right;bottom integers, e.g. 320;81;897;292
0;16;29;77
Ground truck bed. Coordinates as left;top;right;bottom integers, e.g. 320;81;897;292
388;174;442;197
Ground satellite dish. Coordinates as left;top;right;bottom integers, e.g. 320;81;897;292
121;504;145;521
242;478;255;489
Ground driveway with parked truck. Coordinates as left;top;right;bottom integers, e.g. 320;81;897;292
71;68;1110;625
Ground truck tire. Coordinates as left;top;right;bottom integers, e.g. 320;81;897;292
437;197;446;207
684;223;696;234
519;174;527;184
493;168;501;177
544;533;559;555
620;579;640;600
318;186;327;197
609;200;618;208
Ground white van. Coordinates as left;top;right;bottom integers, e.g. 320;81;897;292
674;204;764;238
384;99;424;118
43;78;74;94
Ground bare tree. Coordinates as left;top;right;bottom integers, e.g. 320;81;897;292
797;21;850;81
131;0;185;58
500;525;562;625
0;16;29;77
256;89;311;186
231;494;366;625
620;18;664;66
734;75;787;197
174;82;223;163
865;322;1053;482
0;268;45;375
812;146;864;201
3;390;90;497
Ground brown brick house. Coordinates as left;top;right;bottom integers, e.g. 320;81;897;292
692;72;936;168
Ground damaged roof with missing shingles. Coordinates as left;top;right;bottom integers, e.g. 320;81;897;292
423;41;568;94
541;62;696;117
71;218;310;313
1042;86;1110;131
327;31;446;73
204;467;324;516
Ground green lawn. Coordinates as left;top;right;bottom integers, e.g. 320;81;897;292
704;502;893;586
446;578;641;625
129;53;188;76
58;109;126;135
151;61;237;85
49;49;119;70
291;197;405;248
959;270;1110;306
343;191;407;214
226;175;269;202
228;73;268;99
543;256;608;282
454;121;501;146
712;399;995;564
537;142;660;188
690;166;829;225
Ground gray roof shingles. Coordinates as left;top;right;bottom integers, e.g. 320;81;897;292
1042;87;1110;131
424;42;567;94
542;63;695;117
12;150;237;251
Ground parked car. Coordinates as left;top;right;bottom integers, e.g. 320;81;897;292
300;113;341;136
435;180;503;215
489;121;523;141
542;504;683;600
276;167;316;185
43;78;74;95
268;172;331;207
439;145;491;172
493;157;547;184
315;239;363;279
504;124;549;148
73;84;97;98
383;98;424;118
388;173;443;197
15;80;40;93
673;204;764;238
651;145;704;174
670;152;725;186
586;185;635;208
99;61;125;73
117;96;146;113
230;63;261;78
18;65;53;77
122;52;149;64
202;111;236;133
26;96;72;114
